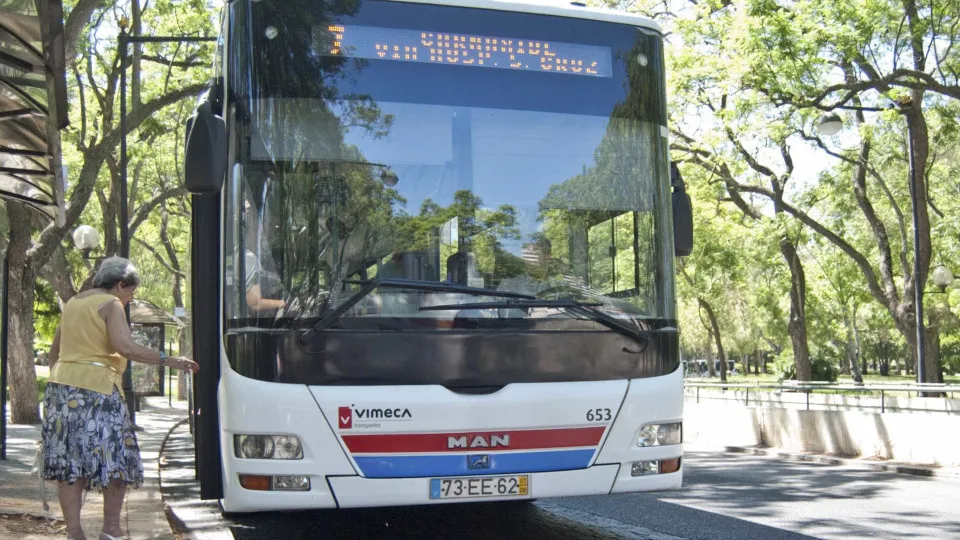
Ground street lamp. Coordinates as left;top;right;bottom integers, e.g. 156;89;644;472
72;225;102;260
817;113;843;136
932;265;954;292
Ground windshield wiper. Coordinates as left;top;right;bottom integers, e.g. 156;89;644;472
299;278;535;343
420;298;676;348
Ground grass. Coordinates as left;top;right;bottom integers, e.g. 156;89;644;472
687;371;960;384
685;371;960;398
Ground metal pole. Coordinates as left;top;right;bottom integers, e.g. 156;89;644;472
1;257;9;460
119;30;136;426
904;106;926;388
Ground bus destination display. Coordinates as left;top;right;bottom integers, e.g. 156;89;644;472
321;25;612;78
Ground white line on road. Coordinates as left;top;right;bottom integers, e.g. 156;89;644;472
535;501;687;540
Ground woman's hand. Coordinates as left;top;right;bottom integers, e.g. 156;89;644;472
166;356;200;373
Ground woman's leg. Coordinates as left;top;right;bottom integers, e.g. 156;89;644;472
58;479;87;539
101;479;127;537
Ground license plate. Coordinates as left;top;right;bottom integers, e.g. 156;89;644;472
429;475;529;499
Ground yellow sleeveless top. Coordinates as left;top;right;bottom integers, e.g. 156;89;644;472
49;293;127;396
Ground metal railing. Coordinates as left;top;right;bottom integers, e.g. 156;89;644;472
684;381;959;414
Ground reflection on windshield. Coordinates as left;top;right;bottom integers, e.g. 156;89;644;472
225;0;673;326
229;111;662;323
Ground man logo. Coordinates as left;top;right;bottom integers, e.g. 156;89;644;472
468;454;490;469
448;434;510;449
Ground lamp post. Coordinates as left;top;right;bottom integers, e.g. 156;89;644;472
115;28;217;426
817;109;927;385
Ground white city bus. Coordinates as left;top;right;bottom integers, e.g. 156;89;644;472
184;0;693;513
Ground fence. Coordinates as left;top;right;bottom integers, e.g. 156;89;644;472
684;381;960;414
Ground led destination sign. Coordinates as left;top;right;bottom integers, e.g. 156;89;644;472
321;25;613;78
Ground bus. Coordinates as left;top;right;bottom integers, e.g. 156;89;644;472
183;0;693;513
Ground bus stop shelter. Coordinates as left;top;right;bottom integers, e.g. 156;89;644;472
129;299;186;399
0;0;69;459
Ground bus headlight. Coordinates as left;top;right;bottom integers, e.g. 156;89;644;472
234;435;303;459
274;436;304;459
636;422;682;447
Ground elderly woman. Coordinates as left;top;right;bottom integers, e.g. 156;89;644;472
43;257;199;540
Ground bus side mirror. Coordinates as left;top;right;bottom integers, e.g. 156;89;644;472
184;100;226;193
671;162;693;257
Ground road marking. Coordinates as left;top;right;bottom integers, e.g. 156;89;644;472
535;501;687;540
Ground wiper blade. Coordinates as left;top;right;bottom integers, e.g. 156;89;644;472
420;298;676;347
300;278;535;342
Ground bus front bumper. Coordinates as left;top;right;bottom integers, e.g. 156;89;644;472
220;463;682;512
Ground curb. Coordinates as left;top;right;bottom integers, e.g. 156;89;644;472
158;417;190;465
158;419;234;540
158;417;192;537
724;446;960;478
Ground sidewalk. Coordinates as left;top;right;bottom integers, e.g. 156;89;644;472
722;445;960;478
1;396;188;539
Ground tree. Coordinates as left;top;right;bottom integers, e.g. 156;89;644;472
6;0;215;423
730;0;960;384
623;0;960;384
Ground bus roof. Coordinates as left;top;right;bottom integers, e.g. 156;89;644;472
385;0;663;33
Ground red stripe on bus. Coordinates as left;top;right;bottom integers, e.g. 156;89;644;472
341;426;606;454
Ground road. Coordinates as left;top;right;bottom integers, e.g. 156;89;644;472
160;426;960;539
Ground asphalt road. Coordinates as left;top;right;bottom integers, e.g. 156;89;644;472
160;425;960;539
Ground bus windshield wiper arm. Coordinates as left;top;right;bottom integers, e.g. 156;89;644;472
420;298;676;347
300;278;535;342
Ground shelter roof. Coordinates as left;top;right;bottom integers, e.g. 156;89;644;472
0;0;67;223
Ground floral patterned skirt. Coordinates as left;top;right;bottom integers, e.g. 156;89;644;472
41;382;144;491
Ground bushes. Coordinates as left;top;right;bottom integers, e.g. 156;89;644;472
772;347;839;382
37;375;48;401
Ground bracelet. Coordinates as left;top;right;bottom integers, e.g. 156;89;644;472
159;351;167;366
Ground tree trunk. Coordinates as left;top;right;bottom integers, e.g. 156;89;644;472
754;350;761;375
705;331;716;377
6;205;41;424
897;314;942;385
700;298;726;382
780;237;812;381
840;340;851;375
844;315;864;383
160;202;184;308
39;246;79;305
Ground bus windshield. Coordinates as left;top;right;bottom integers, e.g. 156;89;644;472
223;0;675;327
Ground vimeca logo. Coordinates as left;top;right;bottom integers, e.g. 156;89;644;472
338;405;412;429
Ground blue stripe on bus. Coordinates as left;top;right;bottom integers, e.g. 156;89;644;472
353;448;596;478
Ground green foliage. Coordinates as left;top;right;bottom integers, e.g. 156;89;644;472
33;281;60;350
773;347;839;382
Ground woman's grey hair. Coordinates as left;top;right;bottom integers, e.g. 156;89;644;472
93;256;142;290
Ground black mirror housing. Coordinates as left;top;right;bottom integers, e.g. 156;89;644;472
184;100;227;193
671;162;693;257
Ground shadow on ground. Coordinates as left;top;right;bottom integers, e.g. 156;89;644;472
558;451;960;540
